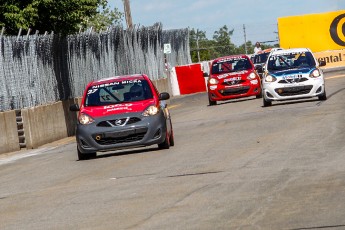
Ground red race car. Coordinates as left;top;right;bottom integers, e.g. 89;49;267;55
70;74;174;160
207;55;262;106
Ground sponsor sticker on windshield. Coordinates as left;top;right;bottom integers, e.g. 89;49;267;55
104;103;133;112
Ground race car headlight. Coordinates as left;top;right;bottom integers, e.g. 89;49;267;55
310;69;321;78
208;78;218;84
143;105;159;116
79;113;95;125
265;74;277;82
247;72;256;80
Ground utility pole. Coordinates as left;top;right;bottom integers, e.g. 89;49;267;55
243;24;247;54
196;29;201;62
123;0;133;29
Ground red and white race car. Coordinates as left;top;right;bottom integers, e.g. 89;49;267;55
70;74;174;160
207;55;262;106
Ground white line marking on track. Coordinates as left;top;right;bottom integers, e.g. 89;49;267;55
0;146;56;166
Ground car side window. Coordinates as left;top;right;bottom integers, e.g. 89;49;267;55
124;81;154;102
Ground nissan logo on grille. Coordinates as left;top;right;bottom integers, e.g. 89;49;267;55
115;119;123;126
107;117;130;127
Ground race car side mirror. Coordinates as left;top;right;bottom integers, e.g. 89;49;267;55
255;65;263;72
319;60;326;67
69;104;80;112
203;72;209;77
159;92;170;101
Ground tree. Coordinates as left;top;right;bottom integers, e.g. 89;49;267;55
212;25;236;58
236;41;253;54
189;28;212;62
80;1;123;32
0;0;123;35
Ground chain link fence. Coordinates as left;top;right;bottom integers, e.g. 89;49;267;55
0;23;191;111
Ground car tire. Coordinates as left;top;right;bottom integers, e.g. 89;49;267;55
318;89;327;101
256;90;262;99
158;131;170;149
77;147;96;160
209;97;217;106
263;97;272;107
169;128;175;147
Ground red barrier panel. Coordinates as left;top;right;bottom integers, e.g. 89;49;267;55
175;64;206;95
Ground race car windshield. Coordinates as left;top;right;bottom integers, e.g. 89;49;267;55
211;58;252;74
267;51;316;72
85;79;154;106
251;53;269;64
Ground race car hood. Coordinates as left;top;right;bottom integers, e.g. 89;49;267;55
80;99;156;118
213;70;251;80
270;67;314;77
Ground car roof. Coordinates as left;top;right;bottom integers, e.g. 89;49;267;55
213;54;249;62
256;48;282;55
257;48;273;54
89;74;148;86
270;48;311;55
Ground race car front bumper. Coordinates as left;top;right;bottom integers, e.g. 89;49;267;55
262;77;325;101
75;111;168;153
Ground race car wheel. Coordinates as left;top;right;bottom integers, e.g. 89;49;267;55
256;90;262;99
318;89;327;101
158;131;170;149
77;147;96;160
169;121;175;147
209;97;217;106
263;97;272;107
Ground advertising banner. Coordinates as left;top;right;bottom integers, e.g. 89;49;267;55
314;49;345;68
278;10;345;53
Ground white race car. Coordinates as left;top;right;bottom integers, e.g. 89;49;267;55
262;48;327;107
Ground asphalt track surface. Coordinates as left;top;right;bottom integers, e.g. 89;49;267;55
1;70;345;230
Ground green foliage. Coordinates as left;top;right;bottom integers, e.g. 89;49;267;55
0;0;123;35
190;25;278;63
235;41;253;54
212;25;235;58
80;2;123;32
189;28;213;62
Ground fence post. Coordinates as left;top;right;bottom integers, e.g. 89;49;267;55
17;28;22;41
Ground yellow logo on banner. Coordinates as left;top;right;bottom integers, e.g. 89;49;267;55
278;10;345;53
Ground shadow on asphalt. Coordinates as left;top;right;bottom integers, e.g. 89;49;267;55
78;146;161;161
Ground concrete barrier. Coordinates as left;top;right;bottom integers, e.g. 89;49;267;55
152;77;171;95
62;99;79;136
0;110;20;154
22;102;68;149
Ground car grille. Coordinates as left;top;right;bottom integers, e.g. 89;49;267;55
274;85;313;96
278;77;308;84
219;86;250;96
94;127;148;145
222;80;245;86
95;133;146;145
97;117;141;127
